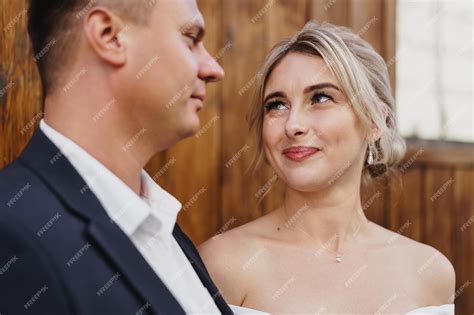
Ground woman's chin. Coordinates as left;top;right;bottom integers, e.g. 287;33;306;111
283;173;329;193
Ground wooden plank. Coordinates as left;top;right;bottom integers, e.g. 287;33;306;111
382;0;397;93
348;0;384;53
220;0;271;228
0;0;42;167
265;0;308;43
309;0;350;27
388;167;423;242
452;168;474;313
424;167;454;261
404;140;474;168
361;176;386;226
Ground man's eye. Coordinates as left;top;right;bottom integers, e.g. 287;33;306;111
311;92;332;104
264;101;288;111
186;34;198;46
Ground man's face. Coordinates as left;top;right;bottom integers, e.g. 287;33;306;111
118;0;224;151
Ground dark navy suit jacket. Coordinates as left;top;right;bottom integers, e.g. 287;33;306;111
0;128;232;315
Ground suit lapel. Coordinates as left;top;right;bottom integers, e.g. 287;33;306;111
89;217;185;314
18;128;185;315
173;225;234;315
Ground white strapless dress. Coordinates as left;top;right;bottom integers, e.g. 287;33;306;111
229;304;454;314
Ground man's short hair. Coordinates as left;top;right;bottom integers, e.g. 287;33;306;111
27;0;155;95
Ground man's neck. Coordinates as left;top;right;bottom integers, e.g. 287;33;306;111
43;106;149;196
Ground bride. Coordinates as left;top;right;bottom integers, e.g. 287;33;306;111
198;22;455;314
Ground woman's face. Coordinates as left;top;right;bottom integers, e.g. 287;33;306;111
262;52;368;192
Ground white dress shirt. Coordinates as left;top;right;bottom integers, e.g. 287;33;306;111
39;119;220;314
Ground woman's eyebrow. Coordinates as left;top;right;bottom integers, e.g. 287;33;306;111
263;91;286;104
303;83;340;93
263;83;339;103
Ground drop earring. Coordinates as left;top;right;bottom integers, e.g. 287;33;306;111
367;146;374;165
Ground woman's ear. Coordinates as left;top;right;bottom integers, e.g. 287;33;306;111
369;101;390;142
83;6;128;67
369;125;382;143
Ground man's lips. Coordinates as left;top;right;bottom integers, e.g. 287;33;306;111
282;146;320;162
190;94;205;111
191;94;205;102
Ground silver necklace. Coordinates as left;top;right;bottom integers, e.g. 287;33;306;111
277;206;369;263
320;218;367;263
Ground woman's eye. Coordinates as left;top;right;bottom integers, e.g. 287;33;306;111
264;101;288;111
311;93;332;104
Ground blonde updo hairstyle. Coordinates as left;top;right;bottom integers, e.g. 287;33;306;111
247;21;406;183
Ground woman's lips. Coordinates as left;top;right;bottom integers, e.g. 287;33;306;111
282;147;320;162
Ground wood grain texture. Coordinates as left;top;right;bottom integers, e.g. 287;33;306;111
424;167;454;260
220;0;269;229
309;0;350;27
453;168;474;312
1;0;42;167
388;167;423;242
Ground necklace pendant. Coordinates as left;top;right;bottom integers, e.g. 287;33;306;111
336;253;343;263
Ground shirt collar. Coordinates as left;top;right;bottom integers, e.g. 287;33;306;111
39;119;182;236
140;171;182;236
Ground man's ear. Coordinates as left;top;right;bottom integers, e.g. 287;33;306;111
83;6;127;66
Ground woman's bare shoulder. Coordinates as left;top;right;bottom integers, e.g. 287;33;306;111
198;211;278;304
371;223;453;265
200;210;280;253
370;222;455;304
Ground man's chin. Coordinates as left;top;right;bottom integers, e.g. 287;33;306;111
179;118;201;139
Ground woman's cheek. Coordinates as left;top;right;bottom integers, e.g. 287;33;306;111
263;118;282;146
321;108;354;141
263;125;284;170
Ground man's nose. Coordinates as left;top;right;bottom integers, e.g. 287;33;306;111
198;48;225;83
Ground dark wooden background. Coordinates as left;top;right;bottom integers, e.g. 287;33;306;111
1;0;472;312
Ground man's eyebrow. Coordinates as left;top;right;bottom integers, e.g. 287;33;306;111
303;83;340;93
263;91;286;104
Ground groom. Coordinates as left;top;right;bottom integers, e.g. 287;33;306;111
0;0;230;314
